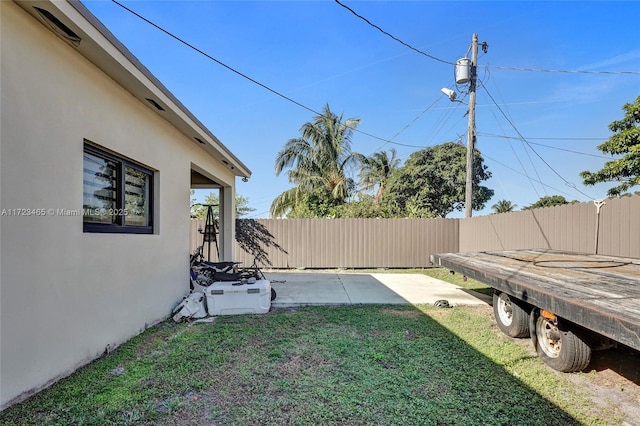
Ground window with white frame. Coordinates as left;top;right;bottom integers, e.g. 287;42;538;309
83;142;154;234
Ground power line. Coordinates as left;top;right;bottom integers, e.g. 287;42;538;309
335;1;638;76
111;0;617;173
373;96;445;152
478;133;610;158
389;98;442;141
487;65;640;75
481;86;595;200
354;128;425;149
480;133;606;141
484;94;543;198
111;0;427;153
333;0;453;65
111;0;322;117
480;73;545;197
425;91;469;144
482;153;580;200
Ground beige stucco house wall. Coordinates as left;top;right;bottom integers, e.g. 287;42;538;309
0;0;250;409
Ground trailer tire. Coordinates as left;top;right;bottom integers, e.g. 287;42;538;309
534;313;591;372
493;291;530;338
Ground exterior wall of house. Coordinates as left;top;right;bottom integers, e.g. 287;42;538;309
0;2;236;408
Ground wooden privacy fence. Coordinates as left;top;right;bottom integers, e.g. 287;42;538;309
190;194;640;268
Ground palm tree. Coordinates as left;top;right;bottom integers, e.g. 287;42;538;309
358;149;401;203
270;104;361;217
491;199;517;214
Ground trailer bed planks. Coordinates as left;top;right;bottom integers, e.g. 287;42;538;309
430;249;640;352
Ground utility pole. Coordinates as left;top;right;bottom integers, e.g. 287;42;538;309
465;33;478;218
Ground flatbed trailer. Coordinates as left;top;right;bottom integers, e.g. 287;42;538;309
430;249;640;372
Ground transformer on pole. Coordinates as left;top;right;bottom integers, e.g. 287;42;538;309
441;34;481;217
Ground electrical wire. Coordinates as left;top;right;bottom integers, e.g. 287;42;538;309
490;74;549;196
478;72;545;197
482;153;582;200
480;133;607;141
487;65;640;75
478;133;611;159
112;0;615;201
481;86;595;200
373;96;445;152
388;98;442;142
483;91;543;199
111;0;322;117
425;98;467;146
111;0;429;152
356;129;426;149
334;1;639;76
333;0;453;65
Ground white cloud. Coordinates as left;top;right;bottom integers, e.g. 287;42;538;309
579;49;640;71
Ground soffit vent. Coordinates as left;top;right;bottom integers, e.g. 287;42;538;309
34;7;81;47
145;98;165;111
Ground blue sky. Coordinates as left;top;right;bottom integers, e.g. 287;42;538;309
82;1;640;218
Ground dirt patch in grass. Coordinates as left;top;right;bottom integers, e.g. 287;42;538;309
478;304;640;426
132;321;185;358
570;345;640;426
147;346;266;425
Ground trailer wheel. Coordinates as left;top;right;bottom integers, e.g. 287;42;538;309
493;291;529;337
534;313;591;372
271;287;277;301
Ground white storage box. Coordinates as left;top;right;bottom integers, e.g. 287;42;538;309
205;279;271;316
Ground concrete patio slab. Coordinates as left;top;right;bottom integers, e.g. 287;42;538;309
266;271;491;308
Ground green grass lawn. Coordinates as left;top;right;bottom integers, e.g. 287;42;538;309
0;299;618;425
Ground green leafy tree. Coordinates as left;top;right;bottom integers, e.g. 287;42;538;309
357;148;401;203
286;189;338;219
271;104;362;218
522;195;574;210
382;142;493;218
491;199;517;214
190;190;255;218
581;96;640;196
331;194;392;218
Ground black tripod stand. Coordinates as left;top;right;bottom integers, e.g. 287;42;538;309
198;204;219;262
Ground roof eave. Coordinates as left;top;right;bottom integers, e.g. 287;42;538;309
15;0;251;179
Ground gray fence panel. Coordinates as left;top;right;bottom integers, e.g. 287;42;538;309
458;197;639;258
224;218;457;268
459;202;597;254
190;195;639;268
598;195;640;258
234;218;460;269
